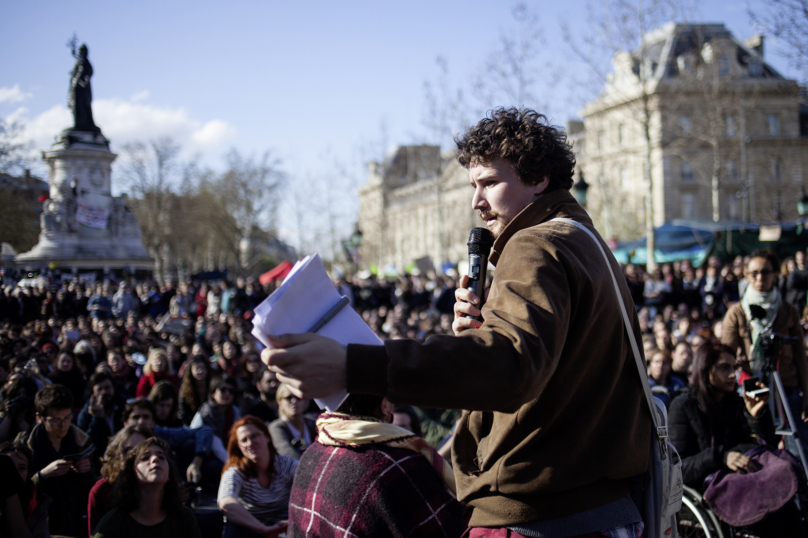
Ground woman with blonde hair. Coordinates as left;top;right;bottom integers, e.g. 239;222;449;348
217;416;296;538
87;425;152;535
135;348;178;398
268;383;317;460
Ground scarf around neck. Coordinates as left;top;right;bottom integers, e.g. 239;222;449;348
316;413;456;496
741;286;781;369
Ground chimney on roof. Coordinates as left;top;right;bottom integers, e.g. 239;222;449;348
746;35;764;57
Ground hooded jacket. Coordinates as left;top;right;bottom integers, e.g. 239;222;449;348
347;189;652;526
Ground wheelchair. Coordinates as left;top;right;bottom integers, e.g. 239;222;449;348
676;484;808;538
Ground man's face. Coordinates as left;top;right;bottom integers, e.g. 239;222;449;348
648;353;671;382
745;257;776;293
469;159;548;239
126;406;155;429
258;370;279;399
93;379;115;400
39;408;72;439
672;343;692;373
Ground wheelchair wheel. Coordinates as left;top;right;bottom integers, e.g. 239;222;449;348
677;487;724;538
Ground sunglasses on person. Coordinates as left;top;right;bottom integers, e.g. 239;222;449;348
217;386;235;395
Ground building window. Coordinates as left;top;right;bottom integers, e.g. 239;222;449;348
794;165;803;183
728;194;739;219
618;124;626;146
726;115;736;137
767;114;780;136
679;116;692;134
719;55;730;76
727;159;739;180
771;158;782;182
597;131;605;152
621;168;630;189
682;193;696;219
681;161;695;182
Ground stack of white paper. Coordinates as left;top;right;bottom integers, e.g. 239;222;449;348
252;254;383;412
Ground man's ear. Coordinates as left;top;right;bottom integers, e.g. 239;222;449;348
381;398;395;416
534;176;550;196
35;413;43;424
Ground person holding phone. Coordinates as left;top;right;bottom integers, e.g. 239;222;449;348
23;383;95;537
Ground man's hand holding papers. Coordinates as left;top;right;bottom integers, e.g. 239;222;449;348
262;333;347;400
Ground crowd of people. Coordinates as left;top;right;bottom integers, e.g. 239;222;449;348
1;246;808;537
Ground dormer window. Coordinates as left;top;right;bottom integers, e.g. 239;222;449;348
719;55;730;76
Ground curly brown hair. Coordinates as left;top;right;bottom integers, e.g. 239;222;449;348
100;424;153;483
111;437;183;514
456;108;576;192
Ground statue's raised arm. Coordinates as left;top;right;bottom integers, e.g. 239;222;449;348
68;43;99;133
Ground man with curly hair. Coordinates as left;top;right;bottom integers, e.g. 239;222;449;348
264;108;651;537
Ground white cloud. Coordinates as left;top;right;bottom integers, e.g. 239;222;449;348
188;119;238;153
13;96;238;158
0;84;33;104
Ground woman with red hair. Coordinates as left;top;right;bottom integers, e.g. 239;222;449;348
217;416;296;538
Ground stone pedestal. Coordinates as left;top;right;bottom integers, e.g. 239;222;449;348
15;129;152;271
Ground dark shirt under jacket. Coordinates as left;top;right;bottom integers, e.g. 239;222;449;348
240;396;278;424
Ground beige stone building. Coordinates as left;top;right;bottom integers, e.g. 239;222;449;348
578;23;808;241
357;145;477;273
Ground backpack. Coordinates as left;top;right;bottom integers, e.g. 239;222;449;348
551;218;683;538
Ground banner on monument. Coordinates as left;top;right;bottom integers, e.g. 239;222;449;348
76;202;109;229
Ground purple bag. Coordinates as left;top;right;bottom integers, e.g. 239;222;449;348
703;446;798;526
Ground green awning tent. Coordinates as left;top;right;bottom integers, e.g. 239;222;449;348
611;219;808;266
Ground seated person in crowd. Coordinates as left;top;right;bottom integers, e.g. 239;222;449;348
92;437;201;538
0;453;33;538
0;441;49;538
670;341;693;385
392;405;422;437
269;383;317;460
191;375;241;463
123;399;210;485
0;375;38;444
149;381;183;428
49;350;86;405
669;342;802;535
647;349;686;407
178;355;211;426
107;347;137;399
287;393;467;537
78;371;126;463
217;416;295;538
24;383;95;537
239;369;279;424
88;425;151;535
136;348;179;398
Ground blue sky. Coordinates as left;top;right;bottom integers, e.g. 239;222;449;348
1;0;799;251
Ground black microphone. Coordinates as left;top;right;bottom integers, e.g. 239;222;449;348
465;227;494;320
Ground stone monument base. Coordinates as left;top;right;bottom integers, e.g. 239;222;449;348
14;127;153;272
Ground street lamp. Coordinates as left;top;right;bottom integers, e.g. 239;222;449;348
798;187;808;217
350;227;363;248
573;172;590;207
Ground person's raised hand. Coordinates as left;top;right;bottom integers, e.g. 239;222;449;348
39;459;72;479
88;394;105;418
452;275;488;335
726;451;758;474
801;393;808;423
261;334;346;400
72;457;91;474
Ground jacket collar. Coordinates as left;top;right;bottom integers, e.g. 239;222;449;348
490;189;591;265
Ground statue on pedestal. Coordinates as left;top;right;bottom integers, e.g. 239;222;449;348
68;42;99;134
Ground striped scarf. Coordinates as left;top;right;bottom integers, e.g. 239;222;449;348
316;413;457;496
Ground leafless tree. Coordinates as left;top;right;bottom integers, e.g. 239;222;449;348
750;0;808;84
0;118;32;175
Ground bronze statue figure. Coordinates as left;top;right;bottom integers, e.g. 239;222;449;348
68;43;99;133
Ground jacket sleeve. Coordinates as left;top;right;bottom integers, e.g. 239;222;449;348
269;419;302;459
135;376;150;398
721;305;744;357
348;231;572;412
744;406;778;448
154;425;211;457
669;397;722;487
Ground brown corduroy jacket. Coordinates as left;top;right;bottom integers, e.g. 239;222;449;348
347;189;652;527
722;300;808;390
